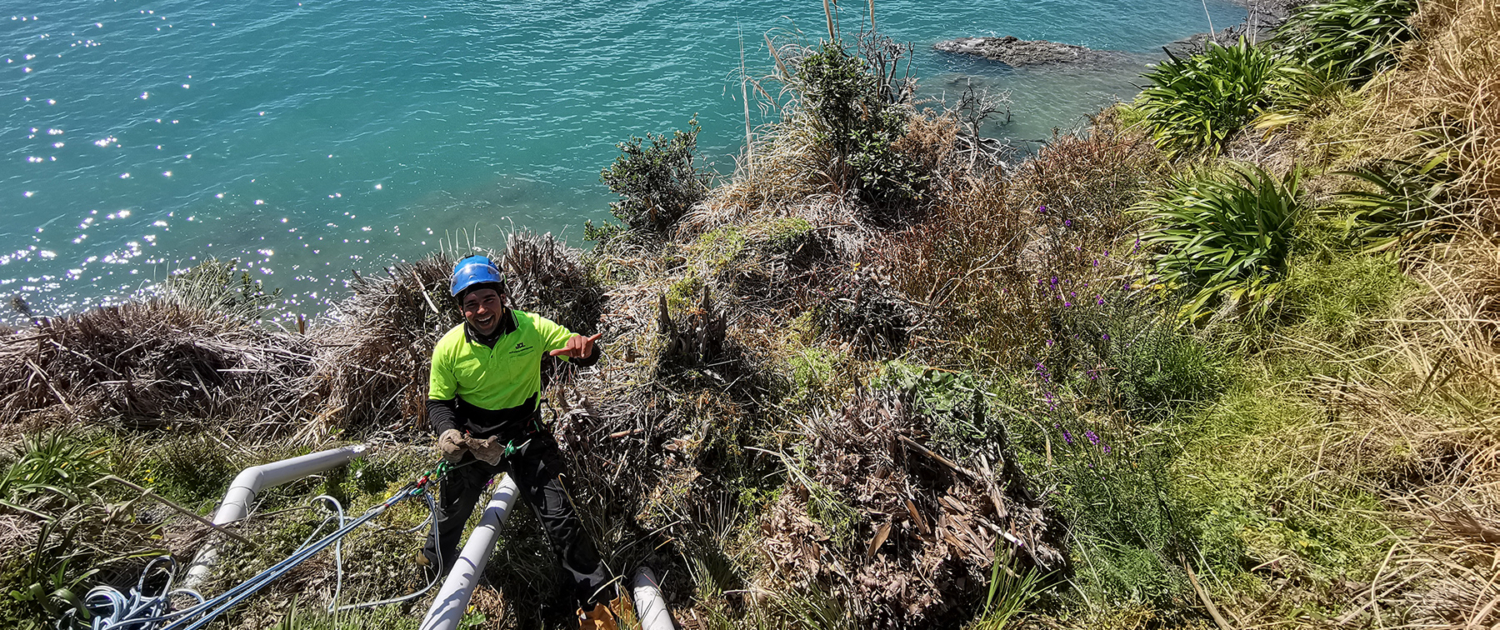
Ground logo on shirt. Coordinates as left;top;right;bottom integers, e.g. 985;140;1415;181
509;341;530;355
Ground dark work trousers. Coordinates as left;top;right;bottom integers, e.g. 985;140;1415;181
420;431;610;608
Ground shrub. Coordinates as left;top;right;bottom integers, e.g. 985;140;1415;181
600;117;710;234
1137;39;1283;158
1276;0;1419;85
1045;295;1227;421
791;41;926;217
1138;165;1303;321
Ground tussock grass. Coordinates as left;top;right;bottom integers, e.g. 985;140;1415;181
0;298;315;436
1352;0;1500;218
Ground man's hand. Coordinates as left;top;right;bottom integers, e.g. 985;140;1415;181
436;429;467;463
548;333;602;360
467;436;507;466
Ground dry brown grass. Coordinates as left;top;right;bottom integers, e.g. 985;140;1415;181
1354;0;1500;220
877;119;1161;370
0;301;315;437
754;386;1059;629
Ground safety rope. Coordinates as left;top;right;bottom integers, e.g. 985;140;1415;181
67;458;470;630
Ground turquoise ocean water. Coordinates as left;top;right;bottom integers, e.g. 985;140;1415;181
1;0;1244;321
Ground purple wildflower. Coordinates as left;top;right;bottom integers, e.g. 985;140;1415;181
1045;339;1054;347
1064;301;1072;307
1038;205;1047;213
1102;333;1110;341
1064;219;1072;227
1085;430;1099;445
1062;429;1074;445
1102;444;1112;454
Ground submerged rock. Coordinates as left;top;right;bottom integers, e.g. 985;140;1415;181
933;36;1126;67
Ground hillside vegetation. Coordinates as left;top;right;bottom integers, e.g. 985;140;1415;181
0;0;1496;628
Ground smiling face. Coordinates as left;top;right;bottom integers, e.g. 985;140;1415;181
460;287;505;336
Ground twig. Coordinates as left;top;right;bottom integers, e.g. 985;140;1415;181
1183;556;1233;630
92;476;258;548
26;359;74;415
897;435;980;482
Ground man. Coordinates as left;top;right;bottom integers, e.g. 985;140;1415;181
420;255;617;628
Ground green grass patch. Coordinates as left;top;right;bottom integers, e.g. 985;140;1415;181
763;217;815;256
1174;383;1394;593
689;226;749;274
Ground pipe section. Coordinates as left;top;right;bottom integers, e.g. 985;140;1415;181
419;474;521;630
632;567;675;630
182;444;369;588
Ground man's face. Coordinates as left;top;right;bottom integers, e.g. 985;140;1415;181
461;288;505;336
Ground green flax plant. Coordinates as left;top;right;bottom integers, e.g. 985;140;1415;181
151;257;281;324
1334;155;1460;249
1138;165;1303;322
0;433;108;507
1275;0;1419;86
970;544;1045;629
1136;38;1284;158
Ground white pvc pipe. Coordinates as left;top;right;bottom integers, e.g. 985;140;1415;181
633;567;675;630
419;474;521;630
182;444;369;589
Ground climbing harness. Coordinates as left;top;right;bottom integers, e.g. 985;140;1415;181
68;459;472;630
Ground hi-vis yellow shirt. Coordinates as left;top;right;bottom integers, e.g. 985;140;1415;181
427;310;576;411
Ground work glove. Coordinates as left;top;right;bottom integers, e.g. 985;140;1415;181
467;435;507;466
436;429;467;463
577;601;619;630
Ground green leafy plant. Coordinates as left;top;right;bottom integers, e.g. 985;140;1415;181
1139;165;1303;321
791;41;926;215
600;116;710;234
0;433;107;506
153;257;281;323
1334;155;1458;249
1275;0;1418;85
971;544;1044;629
1137;38;1284;158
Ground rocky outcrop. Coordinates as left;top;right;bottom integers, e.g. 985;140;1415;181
1163;0;1313;56
933;36;1127;67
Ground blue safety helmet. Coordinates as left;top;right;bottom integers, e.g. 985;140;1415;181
450;255;505;298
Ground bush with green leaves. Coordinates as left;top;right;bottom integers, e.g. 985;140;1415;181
1275;0;1418;85
1137;38;1284;158
791;41;925;216
1139;165;1303;321
599;116;710;234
